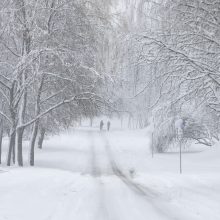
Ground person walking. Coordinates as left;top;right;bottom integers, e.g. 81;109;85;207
107;121;111;131
100;120;104;131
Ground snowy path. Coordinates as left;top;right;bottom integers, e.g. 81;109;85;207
0;128;220;220
98;133;177;220
86;132;170;220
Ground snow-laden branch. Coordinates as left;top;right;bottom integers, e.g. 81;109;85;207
19;90;99;129
0;40;20;57
140;35;220;88
19;97;77;129
0;79;10;90
0;111;12;124
0;88;9;104
40;88;67;105
43;72;76;83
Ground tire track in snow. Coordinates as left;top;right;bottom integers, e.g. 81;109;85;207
88;131;111;220
88;131;101;177
102;133;180;220
102;133;157;197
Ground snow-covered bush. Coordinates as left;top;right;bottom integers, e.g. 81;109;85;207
152;117;176;153
182;117;212;146
152;111;214;153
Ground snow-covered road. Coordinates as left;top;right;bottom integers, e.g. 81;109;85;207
0;128;220;220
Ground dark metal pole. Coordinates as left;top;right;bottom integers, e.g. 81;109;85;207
180;138;182;174
152;132;154;158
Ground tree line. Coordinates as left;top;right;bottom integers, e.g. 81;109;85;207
111;0;220;151
0;0;113;166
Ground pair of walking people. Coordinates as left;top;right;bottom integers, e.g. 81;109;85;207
100;120;111;131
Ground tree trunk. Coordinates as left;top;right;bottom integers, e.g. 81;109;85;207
29;73;44;165
17;127;25;166
38;128;45;149
7;129;16;166
7;82;16;166
12;139;15;164
0;125;3;164
90;117;93;127
128;115;131;129
16;74;27;167
29;121;39;166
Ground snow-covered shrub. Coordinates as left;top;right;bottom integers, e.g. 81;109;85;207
182;117;212;146
152;116;176;153
152;111;213;153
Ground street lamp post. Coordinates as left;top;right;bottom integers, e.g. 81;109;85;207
179;137;182;174
175;118;184;174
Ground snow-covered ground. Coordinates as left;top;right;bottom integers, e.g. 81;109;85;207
0;125;220;220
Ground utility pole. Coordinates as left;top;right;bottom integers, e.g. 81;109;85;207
152;131;154;158
179;137;182;174
175;118;185;174
151;117;156;158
